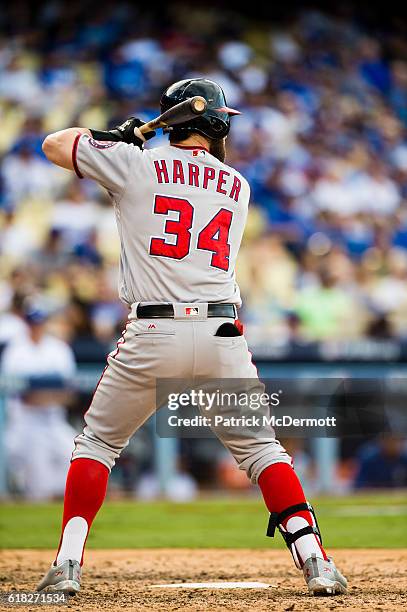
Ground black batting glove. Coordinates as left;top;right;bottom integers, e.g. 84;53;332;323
111;117;156;147
90;118;156;149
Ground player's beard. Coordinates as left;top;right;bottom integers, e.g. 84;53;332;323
209;138;226;163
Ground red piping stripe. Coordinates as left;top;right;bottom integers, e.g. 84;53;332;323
72;134;84;179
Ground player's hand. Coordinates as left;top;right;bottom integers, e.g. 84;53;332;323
89;118;156;149
111;117;156;148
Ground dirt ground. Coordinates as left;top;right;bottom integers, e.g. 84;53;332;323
0;549;406;612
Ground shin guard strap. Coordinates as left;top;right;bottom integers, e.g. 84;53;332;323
266;502;313;538
280;525;321;548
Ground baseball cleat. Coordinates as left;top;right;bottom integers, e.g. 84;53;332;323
36;559;81;595
303;553;347;596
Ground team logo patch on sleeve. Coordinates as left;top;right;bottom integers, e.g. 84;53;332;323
89;138;118;149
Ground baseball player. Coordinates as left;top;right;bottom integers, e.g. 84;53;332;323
37;79;347;596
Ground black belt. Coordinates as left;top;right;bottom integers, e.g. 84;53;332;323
136;303;237;319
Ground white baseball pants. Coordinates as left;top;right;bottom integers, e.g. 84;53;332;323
72;303;291;483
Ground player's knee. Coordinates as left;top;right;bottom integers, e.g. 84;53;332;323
71;426;127;472
237;441;292;484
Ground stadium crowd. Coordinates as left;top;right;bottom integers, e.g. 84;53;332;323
1;3;407;497
1;3;407;350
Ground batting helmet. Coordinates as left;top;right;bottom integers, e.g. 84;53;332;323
160;78;240;140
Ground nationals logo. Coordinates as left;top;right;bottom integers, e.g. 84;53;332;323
89;138;118;149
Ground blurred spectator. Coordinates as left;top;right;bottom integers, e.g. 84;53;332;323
0;210;36;261
1;140;60;207
295;268;358;340
0;292;27;347
30;228;71;274
136;465;198;502
354;436;407;488
0;55;42;105
0;304;77;500
52;182;100;250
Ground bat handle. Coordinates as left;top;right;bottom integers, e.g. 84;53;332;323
138;120;157;136
138;96;207;136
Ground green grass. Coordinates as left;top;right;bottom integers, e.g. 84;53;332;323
0;493;406;549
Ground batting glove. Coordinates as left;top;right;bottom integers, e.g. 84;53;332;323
90;118;156;149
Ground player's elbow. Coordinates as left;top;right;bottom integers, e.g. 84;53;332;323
42;133;60;163
42;131;74;170
42;127;87;170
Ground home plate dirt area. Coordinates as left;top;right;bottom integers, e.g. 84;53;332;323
1;549;406;612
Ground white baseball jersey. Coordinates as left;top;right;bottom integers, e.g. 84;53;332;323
73;136;250;306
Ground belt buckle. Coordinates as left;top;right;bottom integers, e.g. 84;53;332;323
173;303;208;320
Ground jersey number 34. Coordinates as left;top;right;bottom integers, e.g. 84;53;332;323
149;195;233;271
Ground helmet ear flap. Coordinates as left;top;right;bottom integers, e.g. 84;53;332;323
208;116;228;137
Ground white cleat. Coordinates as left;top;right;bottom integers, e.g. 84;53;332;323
37;559;81;595
303;553;347;596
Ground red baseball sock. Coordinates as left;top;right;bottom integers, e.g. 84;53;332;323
258;463;327;567
56;458;109;566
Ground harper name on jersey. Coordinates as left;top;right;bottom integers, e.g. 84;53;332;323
153;156;242;203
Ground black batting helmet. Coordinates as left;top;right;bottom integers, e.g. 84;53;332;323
160;78;240;140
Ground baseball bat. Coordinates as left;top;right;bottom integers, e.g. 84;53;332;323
138;96;207;135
